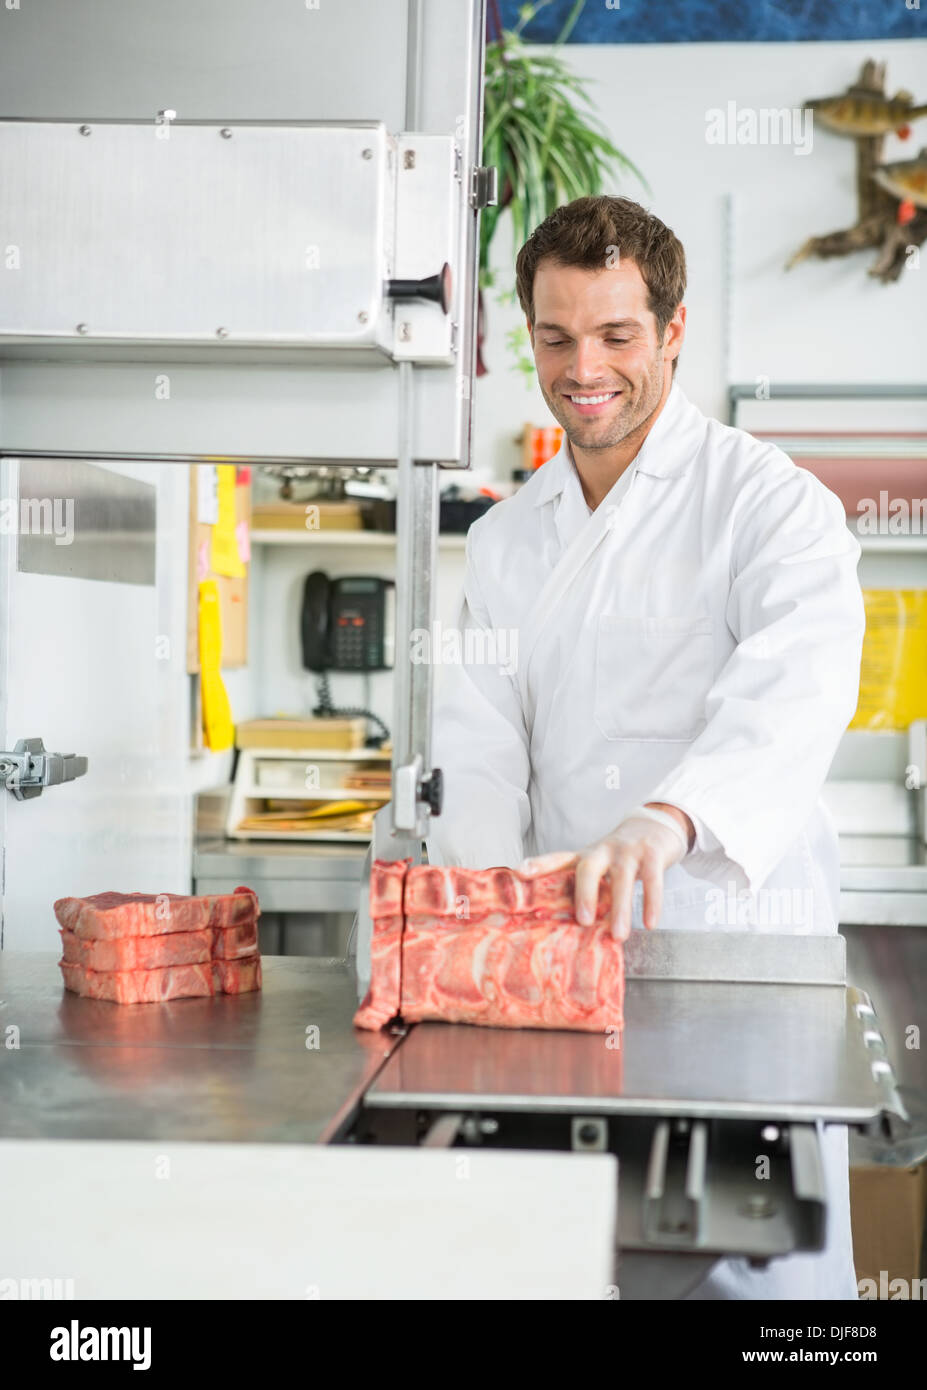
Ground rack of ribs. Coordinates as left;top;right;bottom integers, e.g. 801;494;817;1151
354;861;624;1035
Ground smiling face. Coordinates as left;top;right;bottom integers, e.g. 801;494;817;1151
528;257;685;453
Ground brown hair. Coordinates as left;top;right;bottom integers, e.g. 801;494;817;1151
515;195;687;373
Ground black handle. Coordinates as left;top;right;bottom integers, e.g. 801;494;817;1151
420;767;443;816
386;262;452;315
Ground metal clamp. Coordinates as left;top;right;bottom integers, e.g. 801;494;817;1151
469;165;498;210
642;1119;708;1248
0;737;89;801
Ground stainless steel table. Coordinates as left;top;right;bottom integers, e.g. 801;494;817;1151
365;981;896;1125
0;938;911;1297
0;955;392;1143
365;931;902;1125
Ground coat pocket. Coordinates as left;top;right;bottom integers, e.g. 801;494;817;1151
593;614;714;741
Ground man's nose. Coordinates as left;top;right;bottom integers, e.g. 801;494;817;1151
568;340;611;383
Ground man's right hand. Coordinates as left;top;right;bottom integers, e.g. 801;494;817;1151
518;807;690;939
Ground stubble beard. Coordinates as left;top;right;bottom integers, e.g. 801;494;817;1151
540;355;666;453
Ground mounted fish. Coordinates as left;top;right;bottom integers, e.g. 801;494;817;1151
788;60;927;284
872;148;927;209
803;88;927;139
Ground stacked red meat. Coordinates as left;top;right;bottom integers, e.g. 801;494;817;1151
54;887;262;1004
354;861;624;1035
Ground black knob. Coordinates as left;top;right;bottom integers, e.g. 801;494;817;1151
420;767;443;815
386;262;452;315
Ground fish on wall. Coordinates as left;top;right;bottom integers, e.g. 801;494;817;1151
805;91;927;139
873;150;927;209
787;60;927;284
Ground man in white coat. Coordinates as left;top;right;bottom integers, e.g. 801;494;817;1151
426;195;866;1300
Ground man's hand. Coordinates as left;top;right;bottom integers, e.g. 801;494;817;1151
518;803;694;939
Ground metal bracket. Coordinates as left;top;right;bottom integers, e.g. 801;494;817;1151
787;1124;827;1249
642;1119;707;1247
0;737;88;801
393;754;424;832
469;164;498;210
907;718;926;850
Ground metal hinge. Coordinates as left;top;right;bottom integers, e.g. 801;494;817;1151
0;738;89;801
469;165;498;210
908;719;926;849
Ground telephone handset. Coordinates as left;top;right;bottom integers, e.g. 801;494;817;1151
300;572;394;747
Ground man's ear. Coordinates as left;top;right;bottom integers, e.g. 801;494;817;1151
663;303;686;364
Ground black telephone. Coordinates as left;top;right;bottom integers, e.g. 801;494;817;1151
300;572;393;746
301;572;394;672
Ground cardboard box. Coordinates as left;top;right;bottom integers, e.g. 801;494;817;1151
252;501;363;531
235;718;368;751
850;1163;927;1295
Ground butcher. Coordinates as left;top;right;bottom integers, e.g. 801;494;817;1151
425;194;865;1301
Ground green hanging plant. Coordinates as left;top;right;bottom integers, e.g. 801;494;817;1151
479;0;649;380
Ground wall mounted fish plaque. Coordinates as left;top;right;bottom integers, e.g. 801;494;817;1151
787;60;927;283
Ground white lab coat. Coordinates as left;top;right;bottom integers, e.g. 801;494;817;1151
426;381;865;1300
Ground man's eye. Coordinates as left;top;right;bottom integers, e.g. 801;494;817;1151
542;339;629;347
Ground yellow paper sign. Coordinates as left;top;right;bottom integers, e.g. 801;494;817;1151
850;590;927;731
210;465;246;578
198;579;234;751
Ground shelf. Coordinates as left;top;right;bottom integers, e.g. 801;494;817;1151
250;528;469;548
226;828;372;844
247;786;389;801
760;435;927;458
851;527;927;553
239;746;391;760
253;527;927;552
856;537;927;553
228;744;387;844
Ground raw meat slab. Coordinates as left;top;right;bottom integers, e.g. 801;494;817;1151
56;886;262;1005
59;917;259;972
53;886;259;940
59;956;263;1005
354;860;624;1035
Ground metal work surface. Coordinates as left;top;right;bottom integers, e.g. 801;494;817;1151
0;954;391;1143
621;928;846;982
193;838;367;879
366;979;902;1124
193;837;367;913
